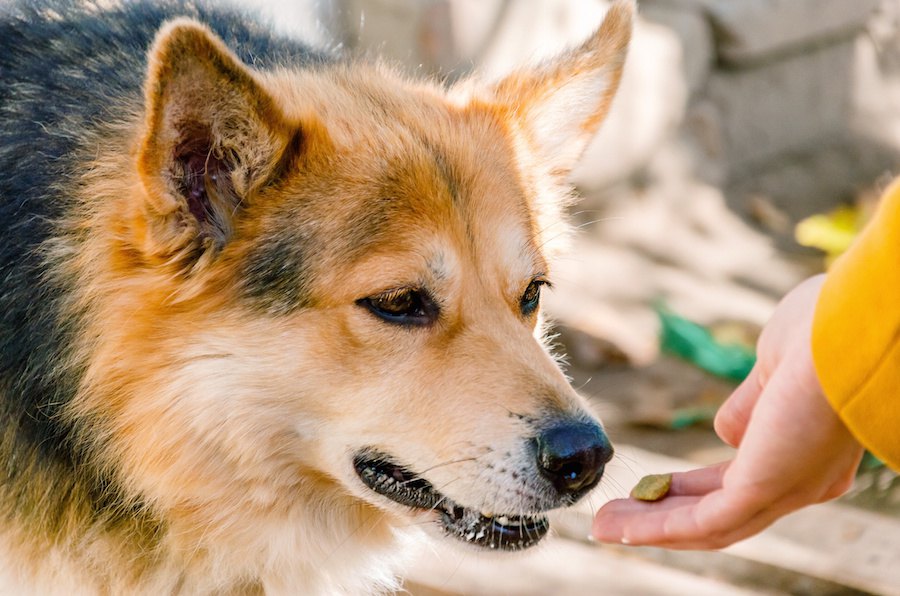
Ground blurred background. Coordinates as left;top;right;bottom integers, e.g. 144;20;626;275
244;0;900;593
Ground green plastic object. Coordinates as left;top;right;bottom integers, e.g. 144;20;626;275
657;306;756;382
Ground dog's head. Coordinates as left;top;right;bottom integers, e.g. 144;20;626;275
75;1;632;555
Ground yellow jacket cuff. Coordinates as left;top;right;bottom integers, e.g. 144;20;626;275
812;177;900;471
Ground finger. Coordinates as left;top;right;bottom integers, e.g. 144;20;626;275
594;491;774;549
593;495;702;542
714;366;763;447
668;462;728;497
646;492;812;550
640;505;785;550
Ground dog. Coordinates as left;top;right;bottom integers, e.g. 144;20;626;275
0;0;632;592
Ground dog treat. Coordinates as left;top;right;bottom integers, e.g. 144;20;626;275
630;473;672;501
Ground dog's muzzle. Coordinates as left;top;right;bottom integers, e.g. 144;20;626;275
352;420;612;551
353;451;550;551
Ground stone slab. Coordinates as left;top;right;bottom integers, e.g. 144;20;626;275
706;38;855;167
641;0;879;66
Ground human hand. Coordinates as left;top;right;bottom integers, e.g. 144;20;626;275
592;275;865;549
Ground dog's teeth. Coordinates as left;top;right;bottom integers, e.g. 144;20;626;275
481;511;493;518
497;515;510;526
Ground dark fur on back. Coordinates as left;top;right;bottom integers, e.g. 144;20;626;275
0;0;325;545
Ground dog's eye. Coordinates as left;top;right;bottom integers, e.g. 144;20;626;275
358;288;438;326
520;279;548;317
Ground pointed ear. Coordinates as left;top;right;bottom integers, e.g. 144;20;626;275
481;0;633;176
137;18;305;259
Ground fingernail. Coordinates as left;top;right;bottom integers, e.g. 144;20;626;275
586;534;597;543
621;537;631;545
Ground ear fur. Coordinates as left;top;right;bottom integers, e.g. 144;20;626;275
137;18;302;260
482;0;634;176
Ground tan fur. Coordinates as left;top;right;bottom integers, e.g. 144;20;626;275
5;2;633;593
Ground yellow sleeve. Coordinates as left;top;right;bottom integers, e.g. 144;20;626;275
812;177;900;471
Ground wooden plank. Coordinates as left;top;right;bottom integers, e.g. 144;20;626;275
404;534;763;596
559;444;900;596
552;514;869;595
729;508;900;596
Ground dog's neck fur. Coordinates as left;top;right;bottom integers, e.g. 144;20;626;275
0;444;414;593
0;96;410;595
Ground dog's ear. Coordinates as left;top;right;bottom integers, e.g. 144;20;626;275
476;0;633;177
137;19;307;261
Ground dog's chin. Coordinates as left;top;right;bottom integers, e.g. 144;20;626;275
352;451;549;551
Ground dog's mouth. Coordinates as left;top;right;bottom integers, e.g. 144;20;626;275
353;451;549;551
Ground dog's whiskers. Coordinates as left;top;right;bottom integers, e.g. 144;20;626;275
574;376;594;392
415;456;478;476
536;216;627;252
427;476;463;512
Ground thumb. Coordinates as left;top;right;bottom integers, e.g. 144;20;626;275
714;366;763;447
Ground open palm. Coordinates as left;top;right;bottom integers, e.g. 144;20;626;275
593;275;865;549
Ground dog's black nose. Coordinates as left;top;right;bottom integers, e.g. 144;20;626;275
535;422;613;498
